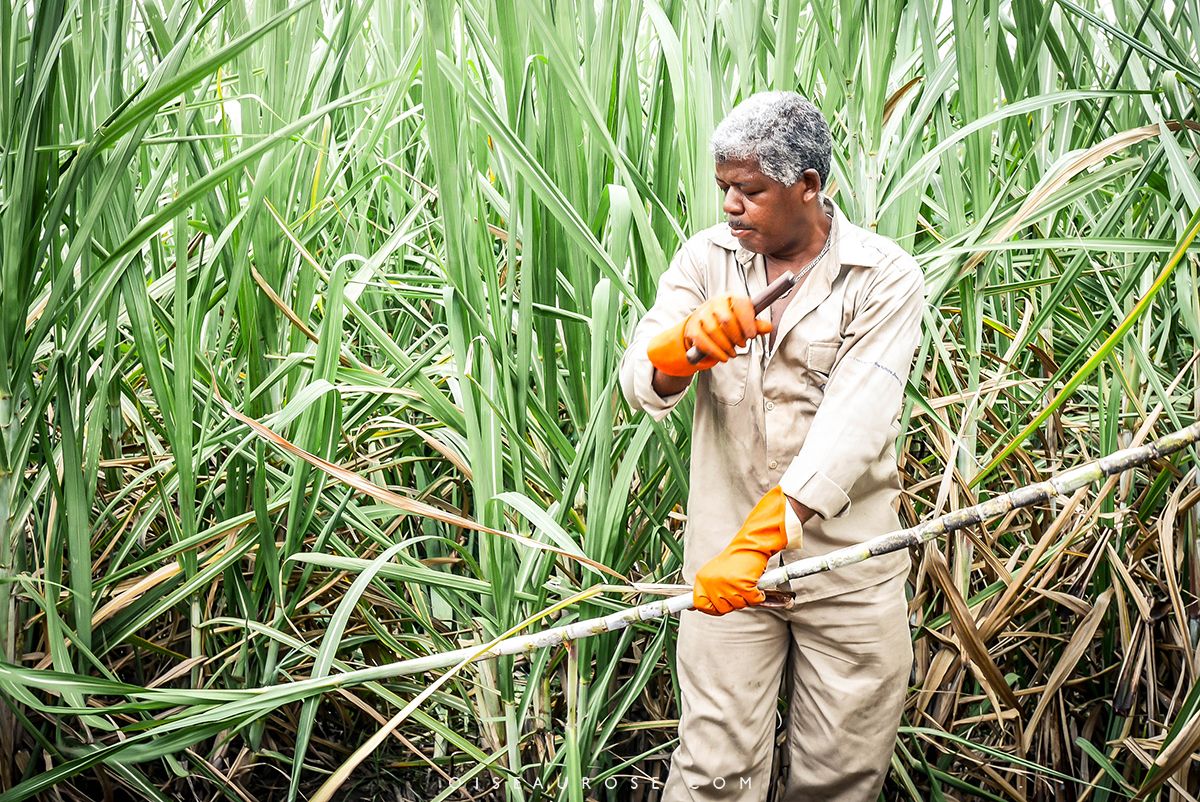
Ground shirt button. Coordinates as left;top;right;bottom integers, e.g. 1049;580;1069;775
765;401;775;411
768;459;778;470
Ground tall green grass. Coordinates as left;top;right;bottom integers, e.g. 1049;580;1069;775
0;0;1198;798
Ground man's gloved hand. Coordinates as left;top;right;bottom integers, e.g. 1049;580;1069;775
647;293;773;377
693;486;803;615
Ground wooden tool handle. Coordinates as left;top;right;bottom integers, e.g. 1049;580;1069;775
684;271;795;365
760;590;796;610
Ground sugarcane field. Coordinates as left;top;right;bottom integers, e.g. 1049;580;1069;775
3;0;1200;799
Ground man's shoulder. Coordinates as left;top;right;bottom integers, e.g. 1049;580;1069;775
690;222;741;253
839;218;917;273
837;215;925;302
664;223;741;270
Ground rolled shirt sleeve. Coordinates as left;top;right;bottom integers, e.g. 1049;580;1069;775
779;254;926;519
619;246;708;422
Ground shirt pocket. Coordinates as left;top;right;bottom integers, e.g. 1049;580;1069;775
806;340;841;384
706;349;751;406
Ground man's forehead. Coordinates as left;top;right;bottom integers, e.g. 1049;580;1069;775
714;159;766;183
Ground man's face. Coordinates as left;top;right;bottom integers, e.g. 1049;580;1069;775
715;158;819;258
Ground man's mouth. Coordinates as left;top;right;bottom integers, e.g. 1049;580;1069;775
729;223;753;238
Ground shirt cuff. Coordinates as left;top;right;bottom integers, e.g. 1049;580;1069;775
631;342;688;422
779;465;852;520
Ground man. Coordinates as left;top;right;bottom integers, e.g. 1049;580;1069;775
618;91;925;800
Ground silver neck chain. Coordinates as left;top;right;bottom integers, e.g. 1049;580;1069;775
778;219;834;298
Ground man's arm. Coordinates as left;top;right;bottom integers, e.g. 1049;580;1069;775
778;255;926;519
786;496;817;525
618;247;708;421
651;369;693;397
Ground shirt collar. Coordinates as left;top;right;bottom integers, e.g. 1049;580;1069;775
710;195;880;269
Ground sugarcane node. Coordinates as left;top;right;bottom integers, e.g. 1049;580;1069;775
685;271;796;364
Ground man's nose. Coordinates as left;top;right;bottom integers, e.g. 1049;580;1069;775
722;188;743;216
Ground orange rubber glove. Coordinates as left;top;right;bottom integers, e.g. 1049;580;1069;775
693;486;801;615
647;293;773;377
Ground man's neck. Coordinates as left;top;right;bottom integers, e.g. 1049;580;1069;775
766;210;832;275
768;208;825;267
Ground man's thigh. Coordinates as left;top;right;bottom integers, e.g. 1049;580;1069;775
663;606;791;801
783;573;913;801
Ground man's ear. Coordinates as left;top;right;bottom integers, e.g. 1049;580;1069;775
801;168;823;203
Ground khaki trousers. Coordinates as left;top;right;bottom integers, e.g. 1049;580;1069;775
662;573;912;801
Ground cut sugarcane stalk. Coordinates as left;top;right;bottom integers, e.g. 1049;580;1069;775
340;420;1200;679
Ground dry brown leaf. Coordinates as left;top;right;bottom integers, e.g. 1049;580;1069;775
1022;586;1114;751
1133;706;1200;800
925;542;1022;716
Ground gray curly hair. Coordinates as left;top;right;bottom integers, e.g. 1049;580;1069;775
710;91;832;188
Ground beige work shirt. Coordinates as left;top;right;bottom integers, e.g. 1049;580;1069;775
619;195;926;603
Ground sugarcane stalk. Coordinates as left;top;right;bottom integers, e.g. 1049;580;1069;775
360;419;1200;679
760;420;1200;589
